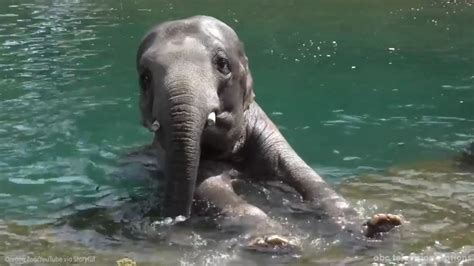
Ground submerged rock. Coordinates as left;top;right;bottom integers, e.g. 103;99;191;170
458;142;474;168
116;258;137;266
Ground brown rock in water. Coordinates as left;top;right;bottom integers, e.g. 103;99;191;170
459;142;474;167
116;258;137;266
264;235;290;246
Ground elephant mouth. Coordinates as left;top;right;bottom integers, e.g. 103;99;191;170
214;111;234;130
146;110;232;133
144;108;236;156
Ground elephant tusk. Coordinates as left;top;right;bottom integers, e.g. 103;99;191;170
206;112;216;126
150;120;160;132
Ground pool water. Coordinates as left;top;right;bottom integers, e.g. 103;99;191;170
0;0;473;265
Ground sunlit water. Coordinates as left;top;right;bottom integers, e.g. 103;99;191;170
0;0;473;265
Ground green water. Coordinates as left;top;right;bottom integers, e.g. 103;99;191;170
1;0;473;265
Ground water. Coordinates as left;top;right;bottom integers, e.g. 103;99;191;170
0;0;473;264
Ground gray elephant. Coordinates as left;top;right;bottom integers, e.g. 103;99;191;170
136;16;401;250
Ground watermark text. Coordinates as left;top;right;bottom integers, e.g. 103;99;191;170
373;253;473;263
4;255;96;264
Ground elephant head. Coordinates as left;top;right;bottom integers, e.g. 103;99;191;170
136;16;254;218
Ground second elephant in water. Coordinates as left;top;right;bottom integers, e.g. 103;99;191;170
136;16;401;250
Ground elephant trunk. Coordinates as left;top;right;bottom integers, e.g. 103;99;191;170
160;83;209;218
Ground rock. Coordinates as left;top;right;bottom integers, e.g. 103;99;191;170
116;258;137;266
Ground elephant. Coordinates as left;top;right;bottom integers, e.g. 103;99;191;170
135;15;402;251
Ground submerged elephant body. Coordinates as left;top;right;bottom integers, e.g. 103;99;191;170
135;15;401;248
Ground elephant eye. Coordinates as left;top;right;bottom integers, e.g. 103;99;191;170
214;53;231;76
140;70;152;92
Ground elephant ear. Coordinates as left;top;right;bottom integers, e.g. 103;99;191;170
240;55;255;110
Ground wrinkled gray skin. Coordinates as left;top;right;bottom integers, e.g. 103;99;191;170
136;16;400;243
